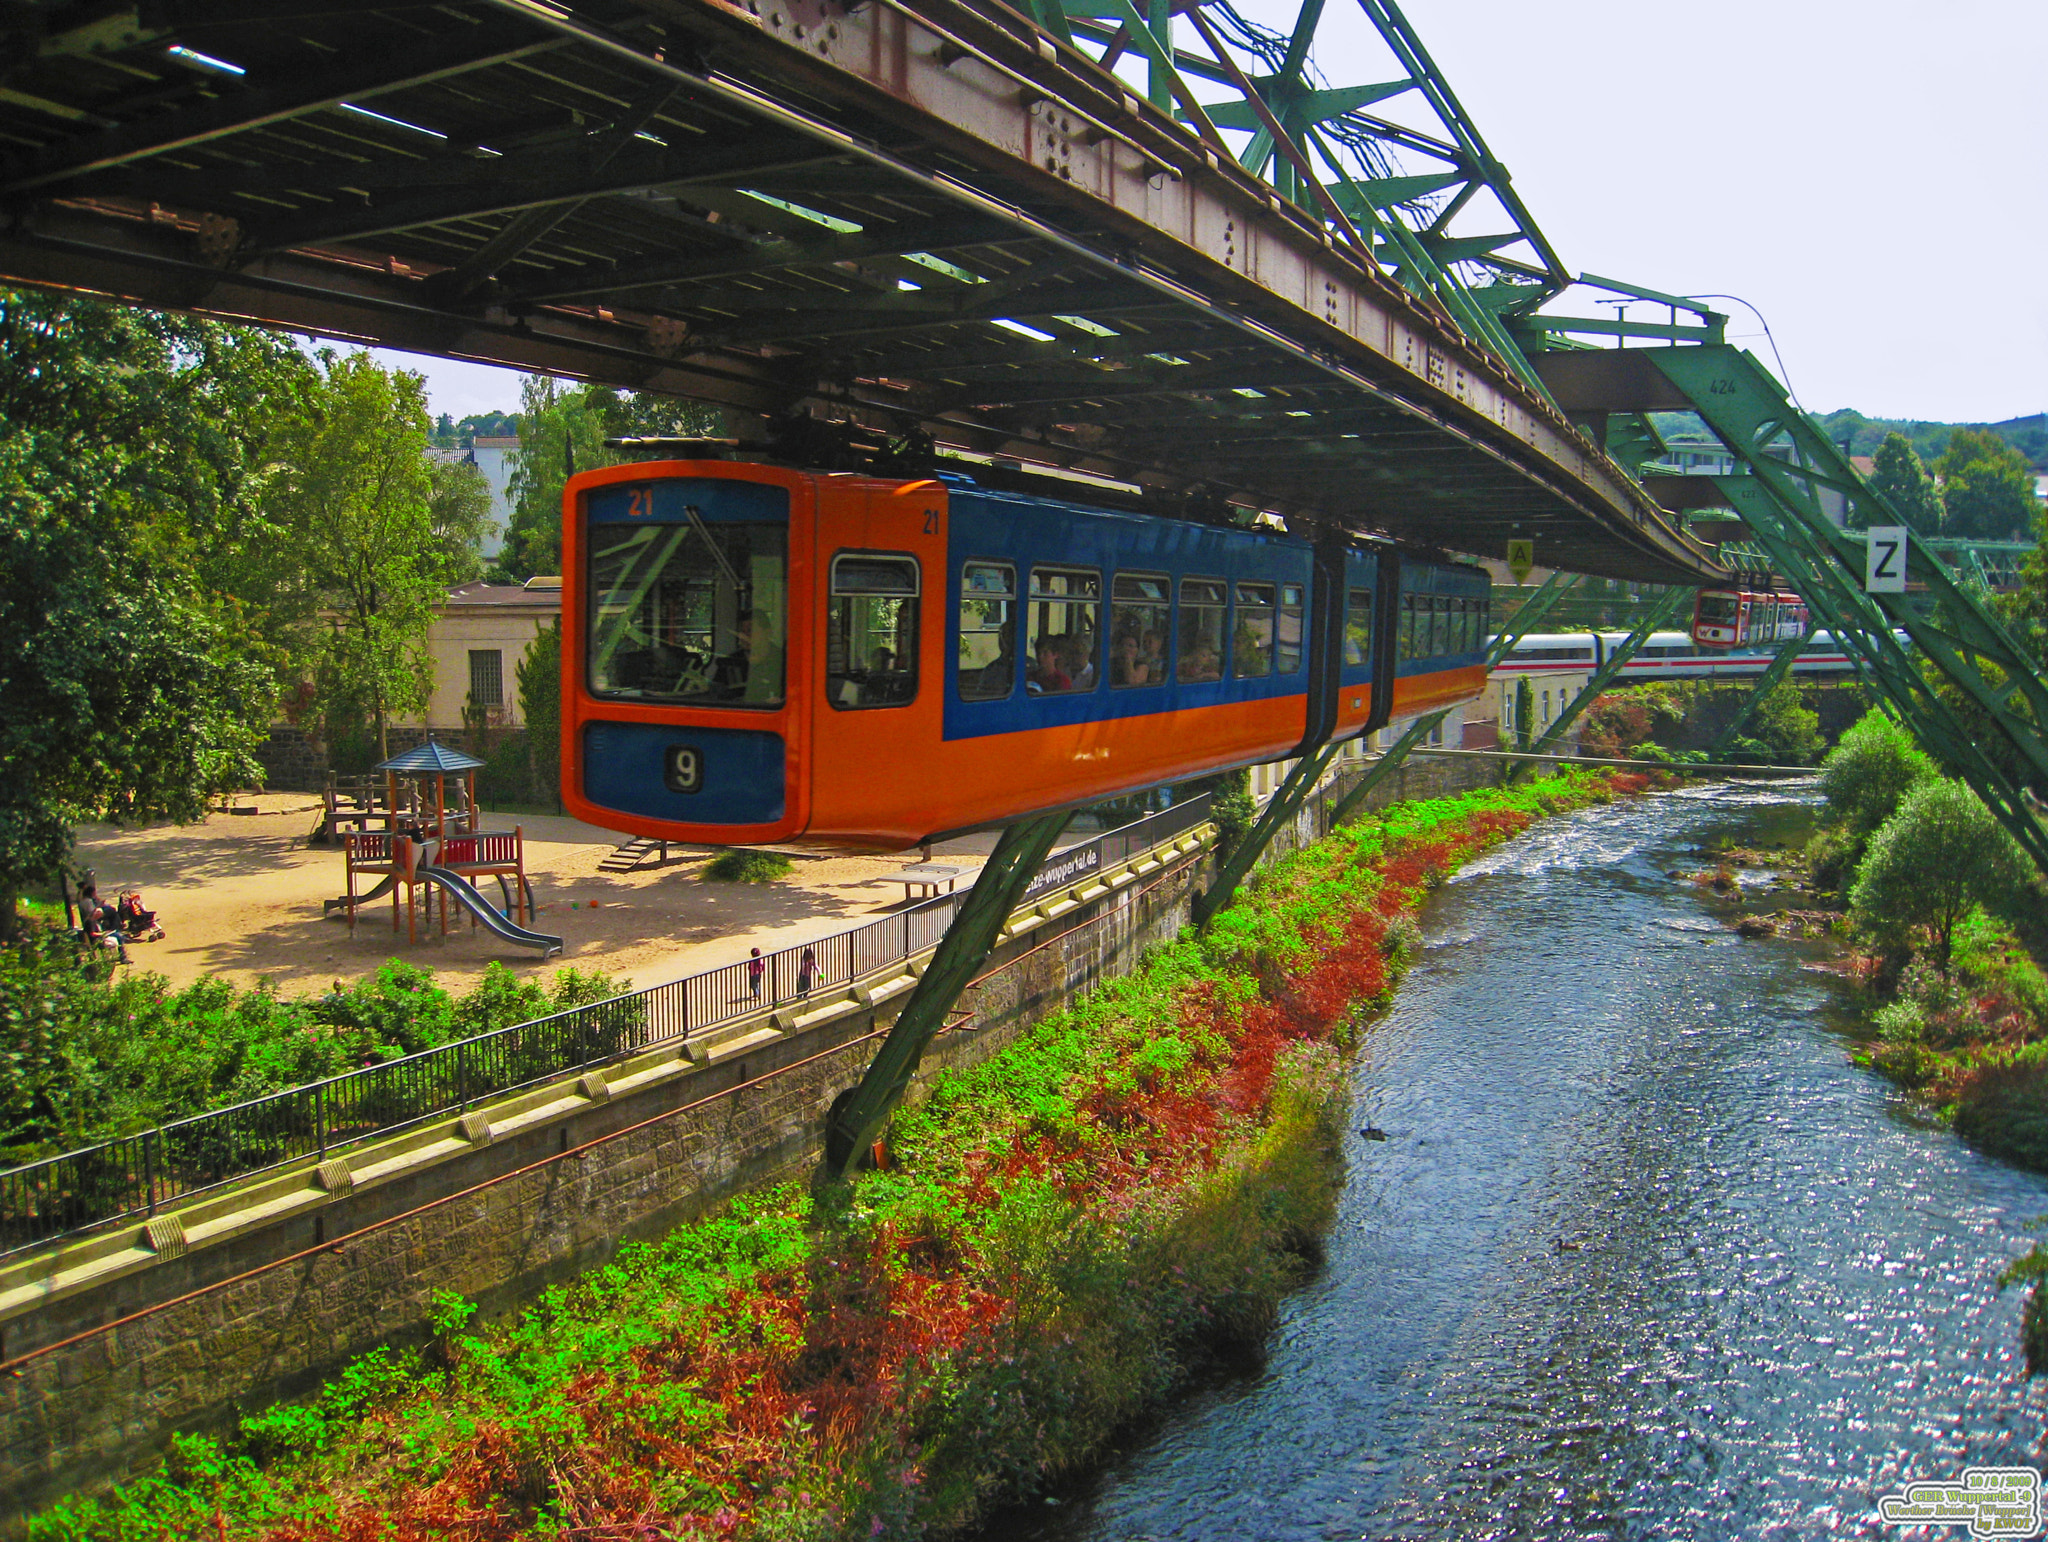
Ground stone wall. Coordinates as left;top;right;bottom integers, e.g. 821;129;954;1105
0;841;1208;1528
256;725;530;795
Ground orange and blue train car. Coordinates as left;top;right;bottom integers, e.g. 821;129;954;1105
561;459;1489;849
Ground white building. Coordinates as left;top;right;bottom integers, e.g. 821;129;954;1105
410;578;560;732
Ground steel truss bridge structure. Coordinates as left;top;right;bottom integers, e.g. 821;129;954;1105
5;0;2045;1176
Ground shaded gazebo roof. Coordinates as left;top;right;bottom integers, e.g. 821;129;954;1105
375;739;485;774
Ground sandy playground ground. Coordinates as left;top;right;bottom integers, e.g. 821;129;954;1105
66;796;1009;999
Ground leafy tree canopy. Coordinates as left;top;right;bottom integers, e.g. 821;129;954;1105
497;377;717;582
1850;777;2032;975
0;289;299;936
426;457;495;586
1865;432;1944;534
1936;426;2040;542
1818;707;1937;832
265;350;443;761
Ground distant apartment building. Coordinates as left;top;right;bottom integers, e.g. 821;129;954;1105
427;435;522;560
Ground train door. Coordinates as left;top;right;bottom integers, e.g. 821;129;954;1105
805;476;952;848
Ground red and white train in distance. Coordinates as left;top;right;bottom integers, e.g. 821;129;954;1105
1692;586;1808;649
1496;628;1868;684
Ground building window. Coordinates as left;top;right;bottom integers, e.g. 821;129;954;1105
468;650;504;710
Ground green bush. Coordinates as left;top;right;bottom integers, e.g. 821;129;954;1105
0;939;628;1158
1851;778;2032;975
700;849;792;883
1747;679;1824;765
1819;708;1936;832
474;733;532;807
1805;822;1864;896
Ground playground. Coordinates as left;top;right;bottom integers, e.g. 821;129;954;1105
66;794;996;997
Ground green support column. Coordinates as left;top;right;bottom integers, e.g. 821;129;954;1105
1486;570;1582;667
1708;625;1816;761
818;809;1071;1186
1193;741;1343;928
1513;587;1690;776
1324;708;1451;828
1641;344;2048;878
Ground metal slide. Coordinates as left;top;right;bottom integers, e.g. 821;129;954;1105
323;873;398;916
414;866;565;959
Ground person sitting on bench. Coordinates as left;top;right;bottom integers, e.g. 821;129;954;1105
77;885;127;964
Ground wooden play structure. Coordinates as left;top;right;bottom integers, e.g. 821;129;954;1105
325;741;557;955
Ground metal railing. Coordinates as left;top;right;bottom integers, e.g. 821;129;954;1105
0;796;1212;1259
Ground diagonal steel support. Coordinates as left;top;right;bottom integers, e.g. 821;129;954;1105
1708;625;1816;761
1325;708;1452;828
818;810;1071;1186
1513;587;1690;776
1193;741;1344;928
1642;345;2048;879
1486;570;1583;666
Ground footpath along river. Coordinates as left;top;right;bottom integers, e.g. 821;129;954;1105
1018;779;2048;1539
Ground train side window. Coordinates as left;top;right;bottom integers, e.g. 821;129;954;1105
1028;567;1099;694
957;561;1015;702
1397;593;1417;663
1344;588;1373;668
827;552;919;710
1277;584;1305;673
1178;578;1226;682
1232;582;1275;677
1436;596;1452;657
1110;573;1169;687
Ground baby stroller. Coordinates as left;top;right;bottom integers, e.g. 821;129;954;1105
116;890;165;942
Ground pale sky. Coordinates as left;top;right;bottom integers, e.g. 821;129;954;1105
383;0;2045;428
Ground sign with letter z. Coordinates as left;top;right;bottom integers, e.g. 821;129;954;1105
1864;526;1907;594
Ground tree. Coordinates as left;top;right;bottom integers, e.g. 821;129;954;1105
498;376;615;582
1936;428;2038;542
268;352;443;762
427;457;495;586
1851;778;2032;975
1817;708;1936;832
517;621;562;810
1747;680;1823;766
1866;432;1944;534
497;378;718;582
0;289;289;938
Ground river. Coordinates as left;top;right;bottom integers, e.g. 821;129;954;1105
1019;780;2048;1540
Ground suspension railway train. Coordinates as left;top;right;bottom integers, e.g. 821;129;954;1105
1691;585;1809;649
561;460;1491;848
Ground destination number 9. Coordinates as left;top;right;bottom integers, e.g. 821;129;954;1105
664;746;703;794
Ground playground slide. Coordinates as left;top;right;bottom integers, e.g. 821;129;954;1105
415;865;564;959
323;872;398;916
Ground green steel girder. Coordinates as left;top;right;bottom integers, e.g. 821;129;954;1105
1637;346;2048;876
1708;625;1817;760
1193;739;1347;929
819;810;1071;1186
1518;587;1691;772
1325;708;1453;827
1487;570;1583;663
1046;0;1573;384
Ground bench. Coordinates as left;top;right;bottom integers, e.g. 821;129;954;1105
896;863;967;901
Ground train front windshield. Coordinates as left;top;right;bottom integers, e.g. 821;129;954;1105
1696;593;1739;626
588;512;787;707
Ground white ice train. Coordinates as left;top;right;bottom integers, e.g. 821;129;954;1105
1494;630;1879;685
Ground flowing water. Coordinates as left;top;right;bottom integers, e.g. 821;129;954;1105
1020;780;2048;1540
